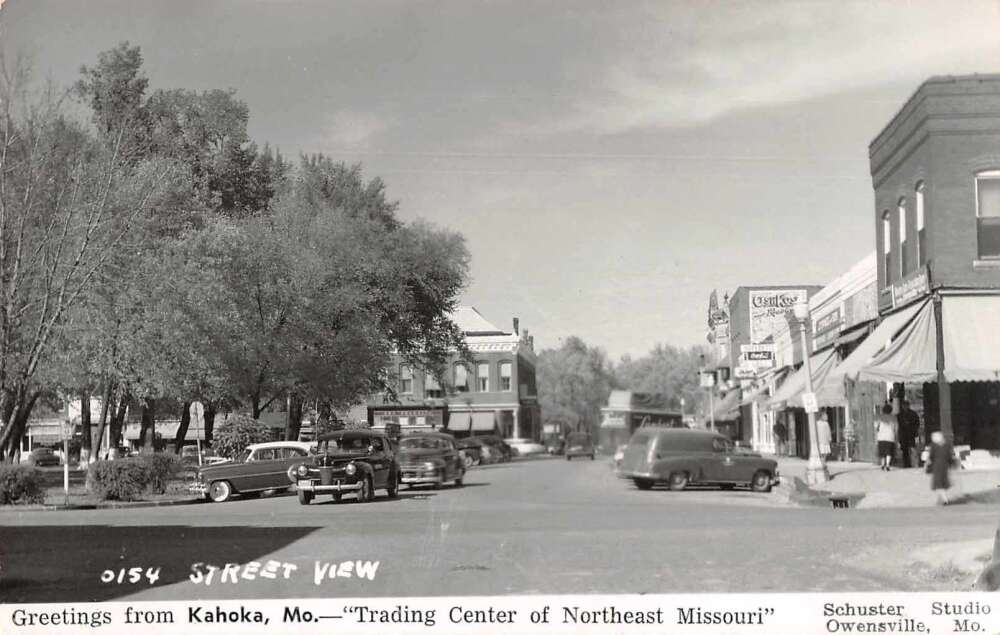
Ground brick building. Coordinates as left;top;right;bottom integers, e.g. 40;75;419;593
858;74;1000;457
359;307;541;441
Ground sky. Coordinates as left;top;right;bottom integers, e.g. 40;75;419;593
4;0;1000;359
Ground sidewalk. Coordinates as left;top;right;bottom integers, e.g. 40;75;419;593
773;456;1000;508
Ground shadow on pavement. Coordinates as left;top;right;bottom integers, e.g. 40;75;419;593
0;525;321;603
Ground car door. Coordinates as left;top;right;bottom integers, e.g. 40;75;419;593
704;437;733;482
710;439;748;484
368;437;390;488
446;440;461;478
246;447;284;490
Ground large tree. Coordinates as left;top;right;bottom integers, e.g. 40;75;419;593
536;337;617;436
615;344;710;417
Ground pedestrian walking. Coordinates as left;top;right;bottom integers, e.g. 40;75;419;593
897;400;920;468
927;430;954;505
875;403;898;471
773;421;787;456
817;411;832;459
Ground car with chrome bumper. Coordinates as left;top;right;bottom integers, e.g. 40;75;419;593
293;430;399;504
191;441;315;503
396;432;464;488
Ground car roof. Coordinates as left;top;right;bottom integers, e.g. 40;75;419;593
635;428;725;440
246;441;314;451
317;429;383;441
403;431;455;440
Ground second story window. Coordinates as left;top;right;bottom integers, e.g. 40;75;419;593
454;364;469;393
499;361;512;392
976;170;1000;259
898;198;908;276
477;362;489;392
399;365;412;394
916;182;926;267
425;373;443;399
882;211;892;285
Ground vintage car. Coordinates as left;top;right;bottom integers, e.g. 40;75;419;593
293;430;399;504
618;428;779;492
505;437;547;457
22;447;61;467
455;437;483;468
191;441;315;503
564;431;595;461
474;435;513;463
396;432;465;488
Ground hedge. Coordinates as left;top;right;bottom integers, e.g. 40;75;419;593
0;465;46;505
135;452;182;494
87;458;152;501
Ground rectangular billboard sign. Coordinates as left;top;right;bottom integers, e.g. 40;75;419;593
748;289;807;344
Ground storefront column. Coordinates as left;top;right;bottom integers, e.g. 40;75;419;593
933;294;954;442
512;408;520;438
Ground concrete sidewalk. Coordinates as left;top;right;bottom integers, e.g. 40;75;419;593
773;456;1000;508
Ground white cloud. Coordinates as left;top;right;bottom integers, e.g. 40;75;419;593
515;1;1000;136
323;109;391;149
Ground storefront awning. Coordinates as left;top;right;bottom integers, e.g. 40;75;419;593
825;300;927;387
767;348;839;410
710;389;741;422
449;411;496;433
834;324;871;348
858;295;1000;383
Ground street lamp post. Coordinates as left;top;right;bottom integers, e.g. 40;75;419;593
793;300;829;486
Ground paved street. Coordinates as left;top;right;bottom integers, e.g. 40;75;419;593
2;457;996;602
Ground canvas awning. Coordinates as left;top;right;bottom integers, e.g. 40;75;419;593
823;300;927;388
710;389;741;422
767;348;839;410
858;295;1000;383
449;411;496;433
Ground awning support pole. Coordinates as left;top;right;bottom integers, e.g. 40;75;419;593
933;294;954;442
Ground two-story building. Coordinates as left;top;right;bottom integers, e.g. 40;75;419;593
360;307;541;441
856;74;1000;455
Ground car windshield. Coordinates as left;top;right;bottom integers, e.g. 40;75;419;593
400;437;447;450
567;434;589;444
320;436;371;452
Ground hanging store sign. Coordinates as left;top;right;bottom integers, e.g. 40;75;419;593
734;365;757;380
813;307;843;349
740;344;775;370
749;289;808;344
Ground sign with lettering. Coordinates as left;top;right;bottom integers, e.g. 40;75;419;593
740;344;775;370
892;265;930;308
748;289;808;344
734;365;756;379
813;307;843;348
801;391;818;413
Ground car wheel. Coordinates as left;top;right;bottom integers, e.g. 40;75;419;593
464;455;474;469
590;454;595;460
387;472;400;498
332;492;342;503
668;472;688;491
751;470;772;493
297;489;313;505
208;480;233;503
566;455;572;461
633;478;654;490
455;471;464;487
720;483;735;490
356;477;373;503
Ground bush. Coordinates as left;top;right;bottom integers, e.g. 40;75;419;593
0;465;46;505
135;453;182;494
87;459;150;501
213;414;271;459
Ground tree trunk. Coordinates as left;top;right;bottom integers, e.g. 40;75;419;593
284;393;303;441
1;390;41;463
174;401;192;453
204;402;217;445
110;394;129;453
79;390;92;462
92;382;114;460
139;399;156;451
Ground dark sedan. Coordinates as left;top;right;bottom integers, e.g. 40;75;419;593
24;448;60;467
294;430;399;504
396;432;465;488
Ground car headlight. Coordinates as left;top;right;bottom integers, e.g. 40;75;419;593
423;461;437;471
345;462;357;476
297;464;309;477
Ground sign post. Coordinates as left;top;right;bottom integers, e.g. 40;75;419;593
61;421;73;506
190;401;205;466
699;371;716;432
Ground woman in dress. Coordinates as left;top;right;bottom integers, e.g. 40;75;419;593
875;404;898;471
927;430;954;505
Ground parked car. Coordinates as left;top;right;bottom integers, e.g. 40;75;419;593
618;428;779;492
474;435;513;462
23;447;60;467
293;430;399;505
455;437;484;467
191;441;315;503
505;438;547;457
564;432;595;461
396;432;465;488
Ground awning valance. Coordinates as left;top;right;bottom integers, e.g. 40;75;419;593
449;411;496;433
858;295;1000;383
767;348;839;410
828;300;927;384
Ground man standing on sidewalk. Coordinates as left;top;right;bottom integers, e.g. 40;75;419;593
897;400;920;469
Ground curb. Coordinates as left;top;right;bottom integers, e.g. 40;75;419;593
1;497;207;512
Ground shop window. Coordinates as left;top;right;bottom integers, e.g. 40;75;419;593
399;365;412;394
881;211;892;285
477;362;490;392
425;373;443;399
454;363;470;393
499;362;512;392
915;182;926;267
975;170;1000;259
898;198;909;276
